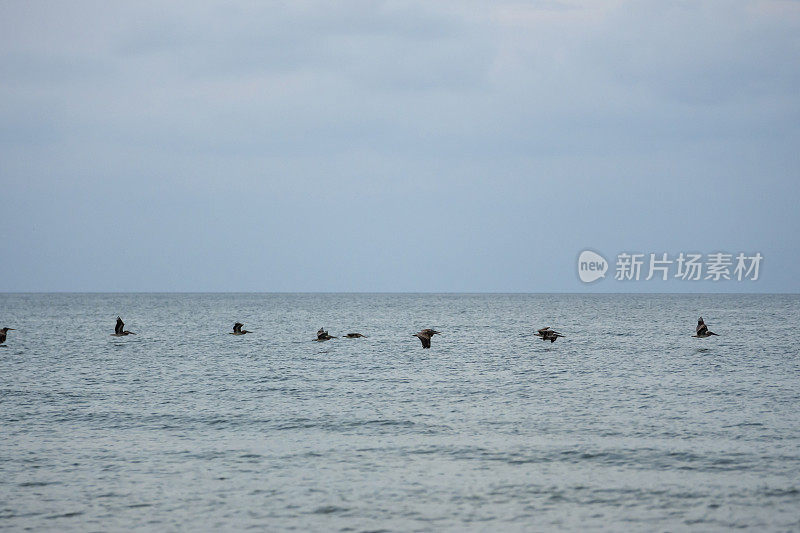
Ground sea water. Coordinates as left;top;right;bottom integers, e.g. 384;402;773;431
1;293;799;531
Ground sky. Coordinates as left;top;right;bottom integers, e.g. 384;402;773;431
1;0;798;292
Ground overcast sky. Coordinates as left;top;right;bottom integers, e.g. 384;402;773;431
1;1;798;292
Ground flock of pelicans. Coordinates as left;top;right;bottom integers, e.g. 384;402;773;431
0;317;721;348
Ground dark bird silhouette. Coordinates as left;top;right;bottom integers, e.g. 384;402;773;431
413;328;440;349
314;328;336;341
692;317;719;338
230;322;251;335
344;333;366;338
0;327;14;346
111;316;135;337
535;326;564;343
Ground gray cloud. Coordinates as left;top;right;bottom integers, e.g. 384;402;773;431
1;0;798;291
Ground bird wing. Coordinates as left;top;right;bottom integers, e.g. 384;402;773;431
696;323;708;336
537;327;550;334
115;317;124;335
420;335;431;348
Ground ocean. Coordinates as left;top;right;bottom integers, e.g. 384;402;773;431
1;293;799;531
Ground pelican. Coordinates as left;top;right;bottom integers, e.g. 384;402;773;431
314;328;336;341
413;328;440;349
344;333;366;338
111;316;135;336
0;327;14;346
535;326;564;343
692;317;719;338
230;322;251;335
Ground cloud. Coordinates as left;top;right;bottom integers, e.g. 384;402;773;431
0;1;798;291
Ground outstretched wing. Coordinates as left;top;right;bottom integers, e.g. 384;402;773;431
696;323;708;336
420;335;431;348
115;317;124;335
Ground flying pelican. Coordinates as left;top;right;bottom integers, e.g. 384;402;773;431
413;328;440;349
692;317;719;338
230;322;251;335
535;326;564;343
0;327;14;346
314;328;336;341
344;333;366;338
111;316;135;337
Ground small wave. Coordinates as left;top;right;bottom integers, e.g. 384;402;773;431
311;505;348;515
45;511;84;519
274;418;423;433
18;481;60;487
759;487;800;497
722;422;765;428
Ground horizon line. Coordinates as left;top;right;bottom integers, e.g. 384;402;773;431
1;291;797;296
